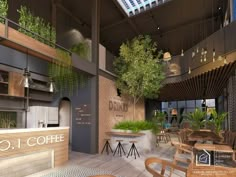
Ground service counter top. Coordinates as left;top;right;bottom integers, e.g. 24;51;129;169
0;127;69;134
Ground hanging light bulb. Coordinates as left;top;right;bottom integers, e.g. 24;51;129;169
218;55;223;61
192;51;195;58
203;56;206;62
200;55;203;63
49;82;54;92
49;78;56;93
224;57;227;64
196;47;199;53
188;67;191;74
213;49;216;62
181;49;184;57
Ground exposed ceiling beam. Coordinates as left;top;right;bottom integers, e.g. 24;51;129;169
56;3;91;31
150;15;218;38
111;0;140;35
102;0;173;32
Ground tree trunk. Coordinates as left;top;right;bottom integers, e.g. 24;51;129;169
133;97;136;121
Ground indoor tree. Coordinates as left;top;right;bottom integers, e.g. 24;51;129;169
114;35;165;119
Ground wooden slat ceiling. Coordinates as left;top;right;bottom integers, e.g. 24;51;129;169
158;61;236;101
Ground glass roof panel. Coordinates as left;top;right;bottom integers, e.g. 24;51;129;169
117;0;169;16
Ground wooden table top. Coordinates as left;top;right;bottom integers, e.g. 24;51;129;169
194;143;234;153
188;131;222;142
106;131;145;137
187;163;236;177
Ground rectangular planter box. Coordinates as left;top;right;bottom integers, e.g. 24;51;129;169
0;23;56;61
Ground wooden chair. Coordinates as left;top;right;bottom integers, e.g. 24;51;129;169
177;129;193;145
145;157;187;177
88;175;116;177
173;142;193;167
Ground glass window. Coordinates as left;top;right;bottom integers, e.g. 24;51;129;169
162;102;168;109
206;99;215;107
196;100;203;108
178;100;185;108
186;100;195;108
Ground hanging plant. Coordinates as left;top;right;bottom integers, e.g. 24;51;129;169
71;39;90;60
0;0;8;23
17;5;56;46
48;49;88;96
0;112;16;128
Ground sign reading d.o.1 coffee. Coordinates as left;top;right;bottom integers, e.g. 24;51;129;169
0;134;64;152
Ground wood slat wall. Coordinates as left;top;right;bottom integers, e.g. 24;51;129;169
0;128;69;167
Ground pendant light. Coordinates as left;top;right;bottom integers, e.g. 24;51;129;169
23;69;30;88
181;49;184;57
163;51;171;61
224;57;227;64
49;78;56;93
212;49;216;62
188;67;191;74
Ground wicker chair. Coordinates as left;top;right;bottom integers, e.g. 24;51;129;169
145;157;187;177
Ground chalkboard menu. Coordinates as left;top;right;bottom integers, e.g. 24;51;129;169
75;104;91;125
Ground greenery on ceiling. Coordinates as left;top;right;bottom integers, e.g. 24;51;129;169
48;49;88;96
0;0;8;23
114;35;165;119
0;112;16;128
71;39;91;60
17;5;56;47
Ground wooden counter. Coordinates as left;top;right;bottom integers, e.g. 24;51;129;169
106;131;145;137
0;127;69;167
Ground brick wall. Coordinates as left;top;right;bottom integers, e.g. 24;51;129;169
98;76;145;152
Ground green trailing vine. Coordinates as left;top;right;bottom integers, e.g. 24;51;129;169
17;5;56;47
0;112;16;128
0;0;8;23
71;39;90;60
48;49;88;96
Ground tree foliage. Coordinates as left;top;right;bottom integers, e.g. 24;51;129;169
114;35;165;103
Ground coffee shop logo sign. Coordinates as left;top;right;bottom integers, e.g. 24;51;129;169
0;134;64;152
109;98;128;112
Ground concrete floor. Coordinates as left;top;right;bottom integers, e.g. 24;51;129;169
26;136;185;177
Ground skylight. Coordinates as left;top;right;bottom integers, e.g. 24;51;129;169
117;0;168;16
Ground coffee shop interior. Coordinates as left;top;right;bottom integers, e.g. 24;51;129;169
1;0;236;177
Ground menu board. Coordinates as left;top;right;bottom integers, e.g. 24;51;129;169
75;104;91;125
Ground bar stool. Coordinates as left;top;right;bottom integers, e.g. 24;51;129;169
101;138;113;155
127;140;140;159
113;140;126;157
